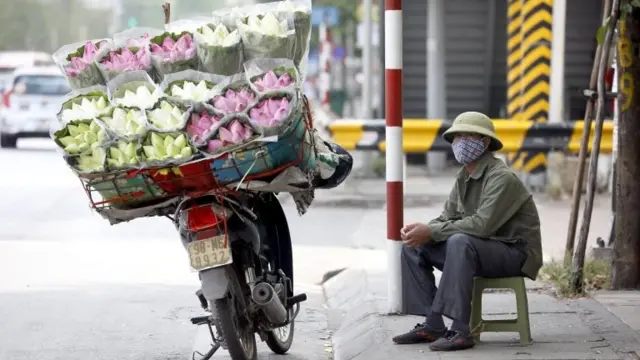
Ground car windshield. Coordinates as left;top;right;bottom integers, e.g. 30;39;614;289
0;67;15;92
13;75;70;96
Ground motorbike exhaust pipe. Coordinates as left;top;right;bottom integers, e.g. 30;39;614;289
251;282;287;325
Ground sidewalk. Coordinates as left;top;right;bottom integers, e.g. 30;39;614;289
323;268;640;360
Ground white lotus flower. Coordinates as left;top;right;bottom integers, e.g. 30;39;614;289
245;13;288;37
57;120;106;154
61;97;110;122
107;140;140;168
116;85;163;109
75;147;106;172
170;80;216;102
200;24;241;47
147;101;185;130
143;132;193;161
101;108;147;137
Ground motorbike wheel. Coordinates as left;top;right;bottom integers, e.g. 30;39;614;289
214;292;257;360
265;310;295;354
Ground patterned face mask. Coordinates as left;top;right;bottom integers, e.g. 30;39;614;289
452;137;486;164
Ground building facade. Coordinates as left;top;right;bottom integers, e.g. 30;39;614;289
402;0;603;121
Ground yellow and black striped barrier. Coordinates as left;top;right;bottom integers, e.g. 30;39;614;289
507;0;553;174
327;119;613;154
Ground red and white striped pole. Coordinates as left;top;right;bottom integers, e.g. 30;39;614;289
385;0;404;314
318;20;332;106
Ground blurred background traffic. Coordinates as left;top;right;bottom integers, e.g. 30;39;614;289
0;0;382;151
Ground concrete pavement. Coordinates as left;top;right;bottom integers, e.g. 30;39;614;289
324;268;640;360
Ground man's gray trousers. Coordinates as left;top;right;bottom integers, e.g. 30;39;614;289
401;233;527;325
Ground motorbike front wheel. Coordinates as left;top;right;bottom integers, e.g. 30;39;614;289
214;292;257;360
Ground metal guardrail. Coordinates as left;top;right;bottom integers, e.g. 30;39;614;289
327;119;614;154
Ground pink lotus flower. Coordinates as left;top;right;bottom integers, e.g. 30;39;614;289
207;139;224;153
211;88;255;114
252;71;294;92
66;41;101;76
100;47;151;71
249;97;291;127
151;34;196;62
186;111;222;143
207;119;253;153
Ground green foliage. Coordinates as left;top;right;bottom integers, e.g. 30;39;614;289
0;1;49;51
596;21;608;45
313;0;359;23
0;0;113;53
622;0;640;19
539;259;611;298
311;0;359;50
372;153;386;177
597;0;640;45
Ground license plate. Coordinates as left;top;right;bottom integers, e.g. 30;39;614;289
187;234;233;272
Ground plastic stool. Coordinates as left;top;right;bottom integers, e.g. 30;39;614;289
469;276;532;345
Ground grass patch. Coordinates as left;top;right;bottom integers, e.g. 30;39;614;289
539;258;611;298
372;154;385;177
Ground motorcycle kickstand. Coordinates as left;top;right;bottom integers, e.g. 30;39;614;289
190;317;221;360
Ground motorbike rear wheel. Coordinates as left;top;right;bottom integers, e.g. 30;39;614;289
265;311;295;354
214;291;257;360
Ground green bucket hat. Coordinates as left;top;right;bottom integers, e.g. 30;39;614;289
442;111;503;151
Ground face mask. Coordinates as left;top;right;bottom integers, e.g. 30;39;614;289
452;138;486;164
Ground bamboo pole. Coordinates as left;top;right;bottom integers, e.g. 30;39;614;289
570;0;620;294
564;0;613;262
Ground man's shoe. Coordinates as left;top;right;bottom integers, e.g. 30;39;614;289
392;323;446;344
428;330;475;351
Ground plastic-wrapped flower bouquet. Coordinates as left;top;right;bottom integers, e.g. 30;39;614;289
194;23;243;75
150;32;199;76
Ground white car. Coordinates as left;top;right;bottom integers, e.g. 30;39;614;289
0;66;70;149
0;51;54;93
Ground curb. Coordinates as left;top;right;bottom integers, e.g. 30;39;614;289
322;268;389;360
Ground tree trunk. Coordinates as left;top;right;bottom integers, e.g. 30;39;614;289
611;5;640;289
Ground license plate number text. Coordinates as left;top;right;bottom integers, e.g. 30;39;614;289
187;235;232;271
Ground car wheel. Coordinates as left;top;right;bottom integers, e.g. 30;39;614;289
0;133;17;149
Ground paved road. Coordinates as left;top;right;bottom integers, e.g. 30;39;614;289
0;139;376;360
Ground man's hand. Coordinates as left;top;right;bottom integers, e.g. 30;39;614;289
401;223;432;248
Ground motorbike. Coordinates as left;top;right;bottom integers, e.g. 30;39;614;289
174;140;353;360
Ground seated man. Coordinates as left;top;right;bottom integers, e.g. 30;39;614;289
392;112;543;351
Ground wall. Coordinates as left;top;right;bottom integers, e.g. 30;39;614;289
402;0;604;121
